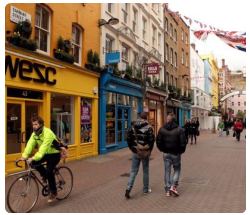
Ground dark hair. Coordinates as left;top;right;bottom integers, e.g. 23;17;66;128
31;116;44;126
140;112;148;120
167;112;174;118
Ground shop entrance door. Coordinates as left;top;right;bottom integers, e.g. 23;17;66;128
149;109;156;135
117;106;131;146
6;100;40;173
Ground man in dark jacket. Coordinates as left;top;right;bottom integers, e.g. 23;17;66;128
156;113;187;197
125;112;155;199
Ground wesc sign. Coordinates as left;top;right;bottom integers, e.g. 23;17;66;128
5;55;57;85
146;63;159;75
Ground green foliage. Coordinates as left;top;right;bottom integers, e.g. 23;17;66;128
93;52;100;66
87;49;94;64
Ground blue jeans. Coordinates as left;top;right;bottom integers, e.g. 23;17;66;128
163;153;181;192
127;153;150;193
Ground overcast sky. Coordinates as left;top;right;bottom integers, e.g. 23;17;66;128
166;0;247;71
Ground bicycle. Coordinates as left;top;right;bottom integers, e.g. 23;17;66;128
7;159;73;213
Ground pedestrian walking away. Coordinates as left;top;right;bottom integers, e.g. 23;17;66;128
156;113;187;197
20;116;68;203
189;118;197;144
233;118;243;141
183;119;190;144
195;117;200;137
125;112;155;199
217;119;224;137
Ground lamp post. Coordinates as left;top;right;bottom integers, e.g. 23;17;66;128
98;17;119;27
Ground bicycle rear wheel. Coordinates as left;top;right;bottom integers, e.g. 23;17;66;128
55;166;73;200
7;174;39;213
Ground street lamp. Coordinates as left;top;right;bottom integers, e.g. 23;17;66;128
98;18;119;27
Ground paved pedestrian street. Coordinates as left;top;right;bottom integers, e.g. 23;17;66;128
5;130;246;213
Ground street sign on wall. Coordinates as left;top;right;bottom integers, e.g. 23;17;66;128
10;6;31;24
146;63;160;75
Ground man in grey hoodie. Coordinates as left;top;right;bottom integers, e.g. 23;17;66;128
156;113;187;197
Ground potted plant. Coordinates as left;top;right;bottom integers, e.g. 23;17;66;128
7;20;37;51
54;36;74;64
85;49;101;72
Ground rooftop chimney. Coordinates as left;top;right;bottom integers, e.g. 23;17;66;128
191;43;196;50
222;59;225;67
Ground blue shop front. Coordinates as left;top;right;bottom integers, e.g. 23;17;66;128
178;101;191;127
99;68;143;154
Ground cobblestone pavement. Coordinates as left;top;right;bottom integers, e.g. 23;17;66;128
5;129;246;213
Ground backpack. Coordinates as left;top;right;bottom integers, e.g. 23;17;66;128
132;127;151;159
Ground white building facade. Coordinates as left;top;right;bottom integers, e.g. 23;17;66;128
190;44;211;129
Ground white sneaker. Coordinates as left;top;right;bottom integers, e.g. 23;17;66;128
144;188;152;194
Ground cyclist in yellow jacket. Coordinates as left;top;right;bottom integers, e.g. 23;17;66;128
20;116;65;203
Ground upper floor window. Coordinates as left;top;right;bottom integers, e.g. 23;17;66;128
71;24;82;65
107;3;113;13
158;33;161;52
121;44;129;70
152;25;157;47
174;52;177;67
181;49;184;64
35;5;50;53
170;23;173;37
166;43;169;61
185;33;188;44
170;48;173;65
142;17;147;41
174;29;177;42
105;35;114;53
181;29;184;41
132;8;138;33
121;3;129;24
185;53;188;67
165;18;169;32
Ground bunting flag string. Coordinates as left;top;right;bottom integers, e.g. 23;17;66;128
163;3;246;52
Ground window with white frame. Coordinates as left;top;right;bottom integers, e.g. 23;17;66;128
170;48;173;65
152;25;157;47
122;44;129;70
132;8;138;33
165;18;169;32
174;29;177;42
105;35;114;52
185;53;188;67
133;51;138;68
35;5;50;53
107;3;113;13
166;43;169;61
181;49;184;64
174;52;177;67
170;23;173;37
71;24;82;65
121;3;129;24
142;17;147;41
158;33;161;52
181;29;184;41
185;33;188;44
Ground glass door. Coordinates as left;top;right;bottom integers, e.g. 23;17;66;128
6;101;40;173
6;102;25;173
117;106;131;145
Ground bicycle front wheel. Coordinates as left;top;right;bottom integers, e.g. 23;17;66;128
55;166;73;200
7;174;39;213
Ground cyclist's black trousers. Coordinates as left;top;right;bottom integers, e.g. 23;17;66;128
31;153;61;194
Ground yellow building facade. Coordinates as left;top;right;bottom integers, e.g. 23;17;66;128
5;3;101;174
202;54;219;109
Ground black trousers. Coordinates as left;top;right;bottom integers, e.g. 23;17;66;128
31;153;61;194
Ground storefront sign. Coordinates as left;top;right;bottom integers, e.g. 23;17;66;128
5;55;57;85
146;92;165;102
146;63;159;75
10;6;31;24
81;103;91;124
105;52;120;65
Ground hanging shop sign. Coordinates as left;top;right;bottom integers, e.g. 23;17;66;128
146;63;159;75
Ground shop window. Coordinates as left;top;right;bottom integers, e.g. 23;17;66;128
131;97;138;122
35;4;50;54
80;98;92;143
106;103;116;145
51;93;74;145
